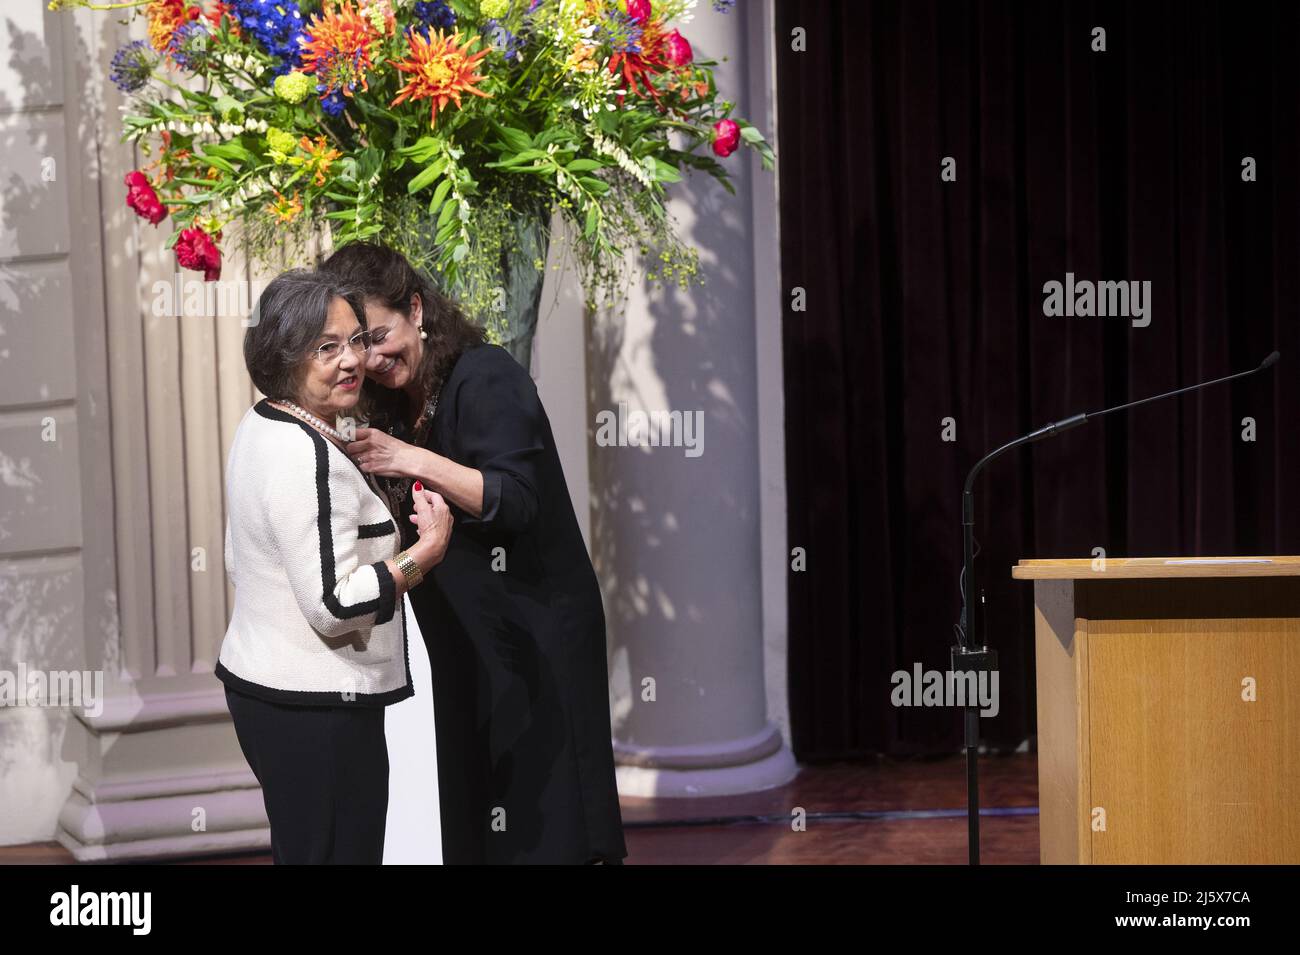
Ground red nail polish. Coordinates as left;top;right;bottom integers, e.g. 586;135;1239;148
413;481;423;492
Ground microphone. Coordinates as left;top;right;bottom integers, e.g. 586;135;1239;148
966;350;1282;495
952;350;1280;866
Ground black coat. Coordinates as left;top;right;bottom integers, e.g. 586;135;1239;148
394;343;626;864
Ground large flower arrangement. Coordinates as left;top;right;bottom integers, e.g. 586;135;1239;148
57;0;774;333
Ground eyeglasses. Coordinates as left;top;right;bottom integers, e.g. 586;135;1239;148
312;330;371;364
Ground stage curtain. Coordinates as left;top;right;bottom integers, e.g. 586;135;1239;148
778;0;1300;758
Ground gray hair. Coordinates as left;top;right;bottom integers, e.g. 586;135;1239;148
244;269;366;400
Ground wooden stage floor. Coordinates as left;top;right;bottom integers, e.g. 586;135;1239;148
2;752;1039;865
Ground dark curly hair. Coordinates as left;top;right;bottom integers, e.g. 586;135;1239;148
318;241;485;431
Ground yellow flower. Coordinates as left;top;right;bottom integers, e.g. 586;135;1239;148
274;72;314;104
265;126;300;163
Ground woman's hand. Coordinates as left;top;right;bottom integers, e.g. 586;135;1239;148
347;427;417;478
352;430;487;519
408;482;453;569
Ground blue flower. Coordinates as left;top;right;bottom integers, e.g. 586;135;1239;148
319;89;348;117
167;22;210;71
229;0;307;74
713;0;736;11
109;40;154;93
413;1;457;30
597;10;643;56
484;19;527;63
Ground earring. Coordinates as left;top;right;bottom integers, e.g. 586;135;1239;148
420;327;428;340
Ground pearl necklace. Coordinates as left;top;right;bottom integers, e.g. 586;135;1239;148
278;400;345;441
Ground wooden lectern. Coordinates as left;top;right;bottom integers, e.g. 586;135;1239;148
1013;556;1300;864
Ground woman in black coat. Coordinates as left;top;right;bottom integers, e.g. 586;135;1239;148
320;242;626;865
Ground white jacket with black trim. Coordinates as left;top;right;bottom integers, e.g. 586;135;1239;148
215;398;413;706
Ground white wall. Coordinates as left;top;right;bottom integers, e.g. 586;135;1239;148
0;2;115;845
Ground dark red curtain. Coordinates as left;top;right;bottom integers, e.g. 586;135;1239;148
778;0;1300;760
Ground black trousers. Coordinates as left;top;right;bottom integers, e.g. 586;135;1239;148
224;685;389;864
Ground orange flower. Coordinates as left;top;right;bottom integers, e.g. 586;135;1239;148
269;189;304;223
566;42;598;74
390;28;492;128
300;1;380;101
299;135;342;185
146;0;200;53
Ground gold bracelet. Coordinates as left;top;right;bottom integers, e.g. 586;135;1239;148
395;549;424;589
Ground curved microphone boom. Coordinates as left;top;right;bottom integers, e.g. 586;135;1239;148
953;350;1280;866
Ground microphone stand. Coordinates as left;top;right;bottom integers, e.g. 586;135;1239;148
954;350;1279;866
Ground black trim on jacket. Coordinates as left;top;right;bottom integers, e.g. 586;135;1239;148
254;399;398;626
359;519;397;539
215;656;412;708
215;400;414;708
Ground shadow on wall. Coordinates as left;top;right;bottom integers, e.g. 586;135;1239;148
584;24;769;802
0;8;107;821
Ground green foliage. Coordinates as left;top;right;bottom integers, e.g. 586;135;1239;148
82;0;776;307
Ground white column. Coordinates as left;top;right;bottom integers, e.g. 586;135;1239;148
586;0;795;797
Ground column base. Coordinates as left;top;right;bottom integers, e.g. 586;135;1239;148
56;680;270;861
614;722;799;797
56;769;269;862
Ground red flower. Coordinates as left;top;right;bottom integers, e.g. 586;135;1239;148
625;0;652;23
609;16;671;107
124;170;167;225
175;226;222;281
712;119;740;157
204;0;237;33
664;29;692;66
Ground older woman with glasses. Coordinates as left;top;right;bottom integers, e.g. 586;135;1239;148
216;269;453;864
